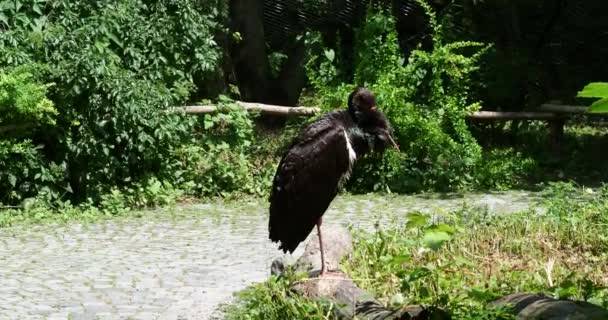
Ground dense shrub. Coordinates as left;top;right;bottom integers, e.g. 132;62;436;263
0;65;65;204
308;2;489;192
172;101;276;197
0;0;229;204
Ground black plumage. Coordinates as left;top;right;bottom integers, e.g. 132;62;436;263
268;87;398;275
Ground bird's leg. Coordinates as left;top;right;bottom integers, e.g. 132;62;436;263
317;217;327;276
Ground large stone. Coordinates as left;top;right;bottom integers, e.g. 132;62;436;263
491;293;608;320
271;225;353;275
294;225;354;274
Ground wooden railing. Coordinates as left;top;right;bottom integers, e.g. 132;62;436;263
3;102;600;157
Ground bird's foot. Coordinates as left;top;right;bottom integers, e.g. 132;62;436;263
321;271;341;277
320;265;327;277
313;268;343;279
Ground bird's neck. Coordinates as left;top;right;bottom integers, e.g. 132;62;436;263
348;106;360;123
345;127;374;157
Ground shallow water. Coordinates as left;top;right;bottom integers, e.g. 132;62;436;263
0;192;544;319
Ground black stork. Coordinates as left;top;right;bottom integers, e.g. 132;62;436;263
268;87;399;276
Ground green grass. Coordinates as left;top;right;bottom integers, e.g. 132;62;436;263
341;182;608;318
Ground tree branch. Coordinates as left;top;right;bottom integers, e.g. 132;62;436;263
0;123;36;134
169;101;321;116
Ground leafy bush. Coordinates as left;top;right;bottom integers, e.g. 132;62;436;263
0;140;67;204
172;101;273;197
0;0;228;204
0;64;65;204
308;1;490;192
0;64;56;125
474;149;536;190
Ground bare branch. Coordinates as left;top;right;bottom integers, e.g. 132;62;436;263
169;101;321;117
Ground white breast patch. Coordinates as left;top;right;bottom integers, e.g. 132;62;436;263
339;129;357;188
344;129;357;164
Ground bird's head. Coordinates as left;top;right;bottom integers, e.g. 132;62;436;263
348;87;400;153
348;87;377;119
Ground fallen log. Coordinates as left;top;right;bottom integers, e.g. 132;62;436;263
169;101;321;117
271;226;450;320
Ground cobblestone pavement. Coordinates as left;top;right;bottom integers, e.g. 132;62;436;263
0;192;543;320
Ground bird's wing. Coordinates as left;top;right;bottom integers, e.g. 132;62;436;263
269;114;352;253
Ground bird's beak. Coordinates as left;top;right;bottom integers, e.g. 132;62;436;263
371;105;377;111
386;131;400;152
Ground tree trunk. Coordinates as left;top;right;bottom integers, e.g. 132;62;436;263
275;37;309;106
229;0;273;103
229;0;310;128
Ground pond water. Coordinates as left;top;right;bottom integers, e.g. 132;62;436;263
0;192;545;319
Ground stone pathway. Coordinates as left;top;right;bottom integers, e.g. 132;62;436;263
0;192;544;320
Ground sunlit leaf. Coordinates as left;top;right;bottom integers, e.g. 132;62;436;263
588;97;608;113
428;223;455;234
405;212;429;229
422;231;451;251
8;174;16;187
577;82;608;98
0;12;8;26
324;49;335;62
32;3;42;15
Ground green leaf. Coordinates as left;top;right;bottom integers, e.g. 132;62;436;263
0;12;8;26
390;254;411;265
204;119;214;129
577;82;608;98
405;212;429;229
8;174;16;187
422;231;451;251
106;32;123;48
407;267;432;281
32;3;42;15
324;49;335;62
428;223;456;234
588;97;608;113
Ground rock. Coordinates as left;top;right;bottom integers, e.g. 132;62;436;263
270;256;295;276
491;293;608;320
294;225;353;274
270;225;352;276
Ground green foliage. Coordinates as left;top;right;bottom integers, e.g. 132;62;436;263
308;1;490;192
225;270;335;320
0;139;66;204
474;149;536;191
472;121;608;187
0;64;56;125
577;82;608;113
0;64;64;204
172;100;275;197
0;0;231;205
342;184;608;318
